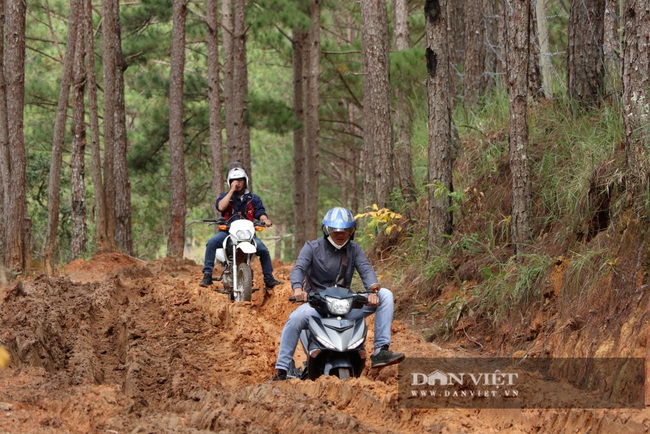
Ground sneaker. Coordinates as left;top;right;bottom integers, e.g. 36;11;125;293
271;369;287;381
199;273;213;287
265;278;282;289
370;345;405;368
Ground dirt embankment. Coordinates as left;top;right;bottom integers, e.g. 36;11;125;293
0;253;648;433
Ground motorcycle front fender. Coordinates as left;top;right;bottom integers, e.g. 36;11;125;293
237;241;257;254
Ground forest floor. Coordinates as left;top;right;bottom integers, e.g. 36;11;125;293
1;252;648;433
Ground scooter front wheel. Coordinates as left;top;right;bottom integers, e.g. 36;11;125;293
337;367;351;380
235;263;253;302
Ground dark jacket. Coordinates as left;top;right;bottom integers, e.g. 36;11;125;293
290;237;379;292
216;191;267;221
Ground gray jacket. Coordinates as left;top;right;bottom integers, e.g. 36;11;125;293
290;237;379;292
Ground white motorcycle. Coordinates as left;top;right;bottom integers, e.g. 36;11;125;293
203;215;265;302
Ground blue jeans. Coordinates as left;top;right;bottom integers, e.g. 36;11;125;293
202;231;275;282
275;288;394;371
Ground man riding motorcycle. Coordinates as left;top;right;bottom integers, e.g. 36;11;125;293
199;166;281;289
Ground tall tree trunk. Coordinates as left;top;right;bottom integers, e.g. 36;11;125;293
0;0;9;272
292;27;308;254
622;0;650;187
5;0;27;272
206;0;224;211
425;0;454;252
349;103;361;214
393;0;416;204
228;0;250;172
361;0;393;208
221;0;235;164
535;0;554;98
304;0;320;240
85;0;108;253
484;0;499;89
102;0;118;250
504;0;532;255
567;0;606;106
603;0;621;92
43;0;80;273
448;0;465;95
114;10;132;255
528;4;543;99
71;6;87;259
235;0;250;176
463;0;487;105
167;0;188;258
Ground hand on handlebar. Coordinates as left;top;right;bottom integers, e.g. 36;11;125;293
366;292;380;307
290;288;308;303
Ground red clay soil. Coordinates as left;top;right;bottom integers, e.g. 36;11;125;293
0;253;647;433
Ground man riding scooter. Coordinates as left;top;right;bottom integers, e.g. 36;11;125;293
272;207;405;381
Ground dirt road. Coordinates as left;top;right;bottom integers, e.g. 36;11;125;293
0;253;647;433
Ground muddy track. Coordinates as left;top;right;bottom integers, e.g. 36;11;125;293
0;253;647;433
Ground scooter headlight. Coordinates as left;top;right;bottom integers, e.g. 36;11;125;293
326;296;353;315
234;229;253;241
348;337;365;349
315;334;336;349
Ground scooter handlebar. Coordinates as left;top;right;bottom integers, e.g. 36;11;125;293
289;291;370;304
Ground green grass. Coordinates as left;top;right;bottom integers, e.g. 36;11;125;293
383;87;629;335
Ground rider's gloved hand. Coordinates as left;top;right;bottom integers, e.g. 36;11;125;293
293;287;308;302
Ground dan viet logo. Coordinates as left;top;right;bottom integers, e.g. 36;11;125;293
399;357;646;409
412;369;519;387
410;369;519;398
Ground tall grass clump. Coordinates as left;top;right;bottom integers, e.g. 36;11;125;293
472;253;553;321
530;98;624;235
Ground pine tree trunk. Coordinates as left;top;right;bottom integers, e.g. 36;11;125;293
603;0;623;93
0;0;10;270
463;0;487;104
603;0;621;92
622;0;650;187
114;13;133;255
102;0;118;250
504;0;532;255
167;0;188;258
567;0;606;105
528;5;543;99
5;0;27;272
305;0;320;240
71;8;87;259
425;0;454;251
393;0;416;204
222;0;235;164
292;28;308;254
3;0;29;271
536;0;554;98
206;0;224;211
85;0;109;253
361;0;393;208
231;0;250;172
44;0;79;273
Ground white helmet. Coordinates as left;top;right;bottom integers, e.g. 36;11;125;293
227;167;249;190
